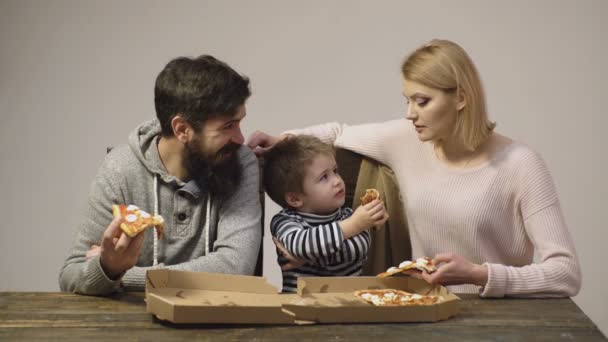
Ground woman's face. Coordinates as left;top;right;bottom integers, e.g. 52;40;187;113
402;78;463;143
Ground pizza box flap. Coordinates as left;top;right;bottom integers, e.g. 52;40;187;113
146;269;277;293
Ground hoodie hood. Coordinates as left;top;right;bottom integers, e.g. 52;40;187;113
128;119;185;186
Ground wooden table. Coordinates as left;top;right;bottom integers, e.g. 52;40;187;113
0;292;605;341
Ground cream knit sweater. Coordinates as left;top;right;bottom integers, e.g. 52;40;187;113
285;118;581;297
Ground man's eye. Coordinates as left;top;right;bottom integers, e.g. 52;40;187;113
224;123;235;130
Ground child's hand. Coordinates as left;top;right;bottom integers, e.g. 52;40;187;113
273;237;306;270
354;199;388;230
340;200;388;238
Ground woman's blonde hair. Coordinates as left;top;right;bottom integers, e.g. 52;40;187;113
401;39;495;151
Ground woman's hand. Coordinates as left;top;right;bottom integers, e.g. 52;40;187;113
421;253;488;287
246;131;283;156
273;237;306;271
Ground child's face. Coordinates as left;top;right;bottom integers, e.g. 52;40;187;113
296;154;346;214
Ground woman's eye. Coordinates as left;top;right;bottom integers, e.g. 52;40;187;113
416;98;429;107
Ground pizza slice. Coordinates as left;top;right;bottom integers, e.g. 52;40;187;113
377;257;437;277
112;204;165;239
354;289;441;306
359;188;380;205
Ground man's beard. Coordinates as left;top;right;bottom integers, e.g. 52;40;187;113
183;138;242;199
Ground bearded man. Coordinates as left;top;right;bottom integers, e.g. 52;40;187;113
59;55;261;295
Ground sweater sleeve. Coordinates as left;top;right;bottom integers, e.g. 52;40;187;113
283;119;410;166
271;213;346;263
480;151;581;298
58;154;125;295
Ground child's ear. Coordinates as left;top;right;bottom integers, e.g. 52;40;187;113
285;192;303;208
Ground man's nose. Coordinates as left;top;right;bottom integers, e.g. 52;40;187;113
232;128;245;145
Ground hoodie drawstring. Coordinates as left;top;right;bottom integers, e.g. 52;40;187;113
153;175;159;266
205;193;211;256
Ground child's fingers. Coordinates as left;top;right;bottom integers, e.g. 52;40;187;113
369;204;386;219
362;199;381;210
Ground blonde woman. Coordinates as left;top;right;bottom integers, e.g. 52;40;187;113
248;39;581;297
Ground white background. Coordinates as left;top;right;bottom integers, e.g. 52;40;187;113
1;0;606;335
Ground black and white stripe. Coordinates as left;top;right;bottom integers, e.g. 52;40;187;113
270;208;371;293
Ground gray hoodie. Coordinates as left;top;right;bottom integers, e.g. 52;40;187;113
59;119;262;295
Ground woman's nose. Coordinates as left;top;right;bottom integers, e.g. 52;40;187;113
405;104;417;120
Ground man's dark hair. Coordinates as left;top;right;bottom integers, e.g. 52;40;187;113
154;55;251;136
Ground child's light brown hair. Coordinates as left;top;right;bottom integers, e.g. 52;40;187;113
263;135;335;208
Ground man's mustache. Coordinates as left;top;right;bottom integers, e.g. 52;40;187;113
219;142;240;155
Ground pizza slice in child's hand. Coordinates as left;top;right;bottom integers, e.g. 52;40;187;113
359;188;380;205
112;204;165;239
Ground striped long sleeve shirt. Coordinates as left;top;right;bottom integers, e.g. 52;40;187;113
271;207;371;293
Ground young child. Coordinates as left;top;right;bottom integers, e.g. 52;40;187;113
263;135;388;292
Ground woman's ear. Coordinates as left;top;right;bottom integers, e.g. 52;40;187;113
171;115;192;144
285;192;304;209
456;90;467;112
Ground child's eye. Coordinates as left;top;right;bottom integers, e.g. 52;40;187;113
320;174;328;181
333;167;339;175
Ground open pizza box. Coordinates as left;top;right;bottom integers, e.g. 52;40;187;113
145;269;460;324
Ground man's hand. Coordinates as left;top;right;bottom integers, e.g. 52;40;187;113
273;237;306;271
340;200;388;238
99;217;145;280
246;130;282;156
420;253;488;287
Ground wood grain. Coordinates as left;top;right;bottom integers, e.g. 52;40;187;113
0;292;605;341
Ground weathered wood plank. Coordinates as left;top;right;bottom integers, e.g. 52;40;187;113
0;292;605;341
0;326;605;342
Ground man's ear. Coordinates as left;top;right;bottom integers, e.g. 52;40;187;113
456;90;467;112
171;115;193;144
285;192;304;209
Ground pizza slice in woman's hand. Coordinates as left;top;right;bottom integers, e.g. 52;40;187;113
377;257;437;277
